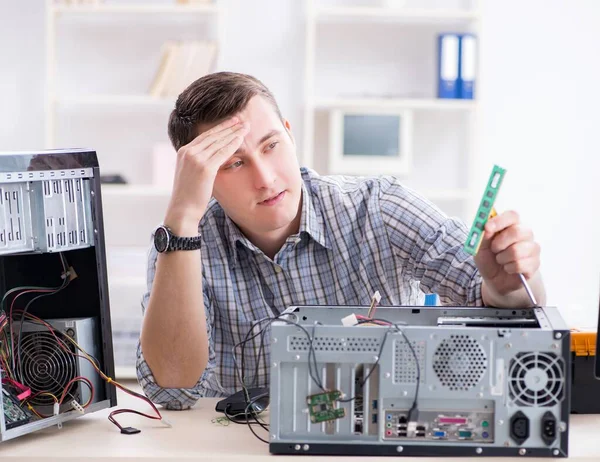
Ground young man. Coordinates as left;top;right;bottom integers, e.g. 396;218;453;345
137;72;544;409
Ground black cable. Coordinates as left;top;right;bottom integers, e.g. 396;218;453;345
250;322;270;389
351;318;421;421
337;325;394;403
245;392;270;443
231;314;331;444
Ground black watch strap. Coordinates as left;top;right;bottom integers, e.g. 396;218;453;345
168;234;203;251
155;225;202;253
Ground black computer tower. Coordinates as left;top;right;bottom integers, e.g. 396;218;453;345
0;149;117;442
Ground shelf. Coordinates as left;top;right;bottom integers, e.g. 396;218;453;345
316;97;476;111
52;4;219;15
315;6;480;23
101;184;171;198
55;94;176;107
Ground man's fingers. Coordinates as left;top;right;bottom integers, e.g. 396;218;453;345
203;124;249;159
495;241;540;266
502;257;540;278
206;134;246;170
197;122;249;154
485;210;520;236
185;116;240;148
489;225;534;254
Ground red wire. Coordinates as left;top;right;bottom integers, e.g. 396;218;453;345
11;310;164;432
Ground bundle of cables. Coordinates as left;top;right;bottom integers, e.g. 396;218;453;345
229;292;422;443
0;253;169;434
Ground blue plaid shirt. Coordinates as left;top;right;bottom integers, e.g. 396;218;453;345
136;167;483;409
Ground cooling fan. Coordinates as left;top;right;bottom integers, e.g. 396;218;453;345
509;351;565;407
19;330;79;409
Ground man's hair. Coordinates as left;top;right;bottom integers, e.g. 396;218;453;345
168;71;283;151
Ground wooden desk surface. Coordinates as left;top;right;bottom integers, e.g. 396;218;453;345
1;385;599;461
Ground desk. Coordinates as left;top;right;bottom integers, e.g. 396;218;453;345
1;385;600;461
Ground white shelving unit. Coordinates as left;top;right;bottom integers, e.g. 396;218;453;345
303;0;482;222
45;0;221;379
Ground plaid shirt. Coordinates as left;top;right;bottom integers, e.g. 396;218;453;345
136;167;483;409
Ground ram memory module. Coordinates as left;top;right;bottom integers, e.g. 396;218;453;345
464;165;506;255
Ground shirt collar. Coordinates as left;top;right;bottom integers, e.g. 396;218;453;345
225;170;332;265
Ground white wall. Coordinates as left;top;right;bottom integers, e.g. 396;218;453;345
479;0;600;327
1;0;599;326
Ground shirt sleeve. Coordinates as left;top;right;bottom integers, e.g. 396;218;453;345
135;242;219;410
379;177;483;306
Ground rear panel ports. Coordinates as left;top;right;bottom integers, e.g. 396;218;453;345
510;411;530;445
541;411;557;446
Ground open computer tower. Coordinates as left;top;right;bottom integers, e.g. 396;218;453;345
270;305;571;457
0;149;116;442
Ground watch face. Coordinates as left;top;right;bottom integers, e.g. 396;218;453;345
154;226;169;253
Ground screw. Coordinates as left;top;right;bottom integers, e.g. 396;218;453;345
402;391;408;396
295;355;300;360
272;362;278;367
385;372;391;379
476;448;482;454
396;446;403;453
477;393;483;398
303;444;310;451
272;337;278;343
271;434;276;440
555;332;562;339
504;441;510;447
519;448;526;455
553;449;560;456
559;422;567;432
294;444;301;451
90;190;95;196
373;355;379;361
505;343;512;349
498;420;504;426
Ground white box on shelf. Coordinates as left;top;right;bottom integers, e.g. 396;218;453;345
152;142;177;190
328;107;413;176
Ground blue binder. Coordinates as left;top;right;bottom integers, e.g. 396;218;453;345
437;33;460;99
459;34;477;99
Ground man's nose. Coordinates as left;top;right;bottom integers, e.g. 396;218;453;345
252;159;276;190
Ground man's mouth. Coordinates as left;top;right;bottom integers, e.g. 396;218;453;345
260;191;285;205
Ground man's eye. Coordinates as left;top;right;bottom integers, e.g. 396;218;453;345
225;160;243;170
267;142;279;151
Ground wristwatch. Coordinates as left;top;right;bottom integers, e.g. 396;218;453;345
153;225;202;253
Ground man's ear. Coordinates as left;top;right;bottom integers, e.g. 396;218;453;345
283;119;295;145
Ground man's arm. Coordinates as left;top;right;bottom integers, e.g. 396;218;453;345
140;226;207;388
139;117;249;389
379;178;484;306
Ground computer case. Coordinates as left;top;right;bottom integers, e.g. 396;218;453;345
0;149;117;442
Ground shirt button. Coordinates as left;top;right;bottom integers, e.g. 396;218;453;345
275;266;282;273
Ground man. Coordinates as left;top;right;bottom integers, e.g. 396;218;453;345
137;72;544;409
